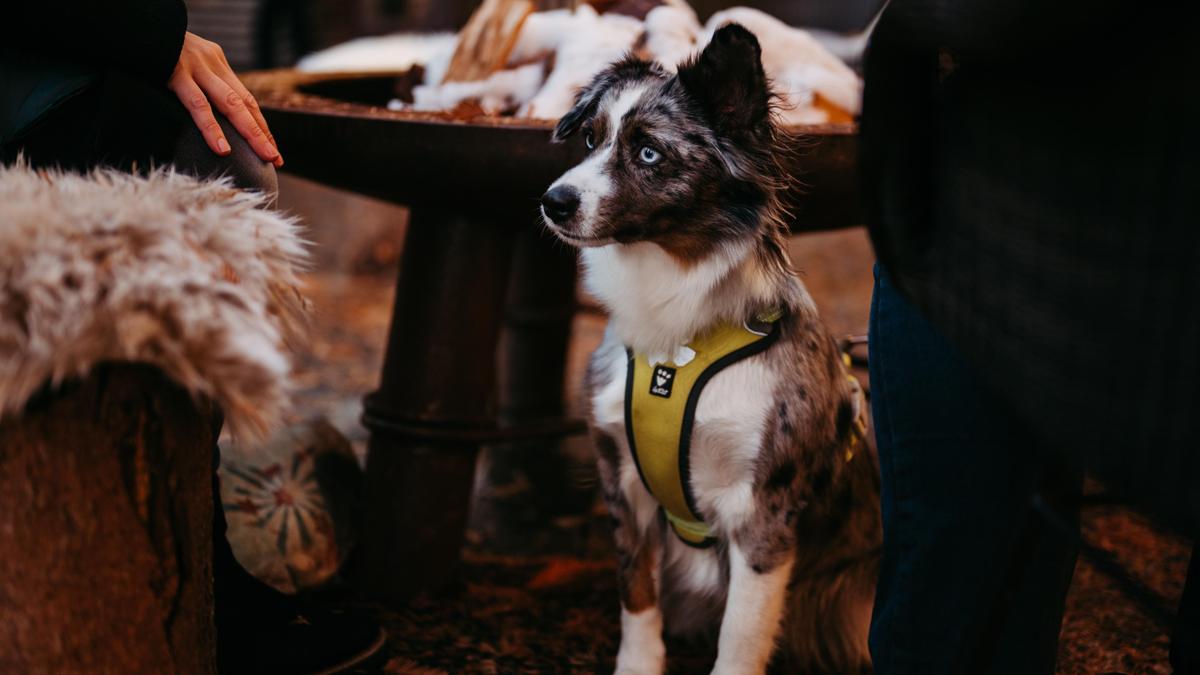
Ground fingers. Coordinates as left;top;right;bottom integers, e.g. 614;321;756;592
195;69;282;166
169;33;283;166
230;78;281;166
170;76;231;156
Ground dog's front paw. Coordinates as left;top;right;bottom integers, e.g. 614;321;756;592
614;649;665;675
614;663;663;675
709;664;751;675
614;636;665;675
710;658;768;675
615;605;666;675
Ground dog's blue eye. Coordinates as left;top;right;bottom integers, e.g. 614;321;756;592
639;146;662;165
584;131;595;150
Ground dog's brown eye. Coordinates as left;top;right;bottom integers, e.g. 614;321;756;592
584;131;595;150
638;146;662;165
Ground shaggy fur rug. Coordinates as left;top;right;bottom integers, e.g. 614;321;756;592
0;161;308;436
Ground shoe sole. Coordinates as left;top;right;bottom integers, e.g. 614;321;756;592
305;626;387;675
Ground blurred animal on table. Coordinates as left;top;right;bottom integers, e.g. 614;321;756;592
301;1;862;125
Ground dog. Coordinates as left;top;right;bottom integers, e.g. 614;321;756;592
539;23;881;675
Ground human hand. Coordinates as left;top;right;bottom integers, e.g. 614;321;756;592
168;32;283;167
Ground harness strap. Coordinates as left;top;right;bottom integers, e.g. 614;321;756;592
842;352;869;463
625;314;782;547
624;316;872;549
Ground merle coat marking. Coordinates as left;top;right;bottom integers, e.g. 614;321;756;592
543;24;880;675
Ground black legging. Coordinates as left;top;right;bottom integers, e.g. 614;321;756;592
4;68;275;198
1175;550;1200;673
172;111;278;203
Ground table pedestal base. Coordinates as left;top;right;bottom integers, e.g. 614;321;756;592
358;207;516;602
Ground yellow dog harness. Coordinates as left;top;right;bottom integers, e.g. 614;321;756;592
625;313;869;548
624;310;783;547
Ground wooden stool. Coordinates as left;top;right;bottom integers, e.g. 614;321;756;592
0;365;218;675
0;162;307;674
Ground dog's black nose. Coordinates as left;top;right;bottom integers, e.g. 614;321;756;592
541;185;580;224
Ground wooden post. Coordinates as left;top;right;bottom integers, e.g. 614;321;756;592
0;364;217;675
357;207;516;603
495;227;584;515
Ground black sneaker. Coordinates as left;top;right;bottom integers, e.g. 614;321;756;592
213;452;385;675
215;591;386;675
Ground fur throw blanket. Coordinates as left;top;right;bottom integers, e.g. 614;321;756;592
0;162;308;437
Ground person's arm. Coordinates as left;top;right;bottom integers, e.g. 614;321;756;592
6;0;188;85
5;0;281;165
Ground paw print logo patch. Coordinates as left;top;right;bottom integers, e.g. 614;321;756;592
650;365;676;398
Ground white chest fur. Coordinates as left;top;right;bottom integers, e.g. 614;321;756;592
581;241;768;358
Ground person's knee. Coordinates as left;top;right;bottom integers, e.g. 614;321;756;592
172;113;278;203
230;149;278;204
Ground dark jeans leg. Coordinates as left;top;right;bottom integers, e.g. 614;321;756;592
1173;545;1200;674
868;264;1080;675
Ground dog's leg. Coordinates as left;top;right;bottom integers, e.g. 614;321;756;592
611;492;665;675
612;501;665;675
712;453;804;675
595;433;666;675
614;542;664;675
711;540;795;675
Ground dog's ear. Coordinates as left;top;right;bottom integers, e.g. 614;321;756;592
553;56;664;142
677;23;770;136
553;77;607;142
